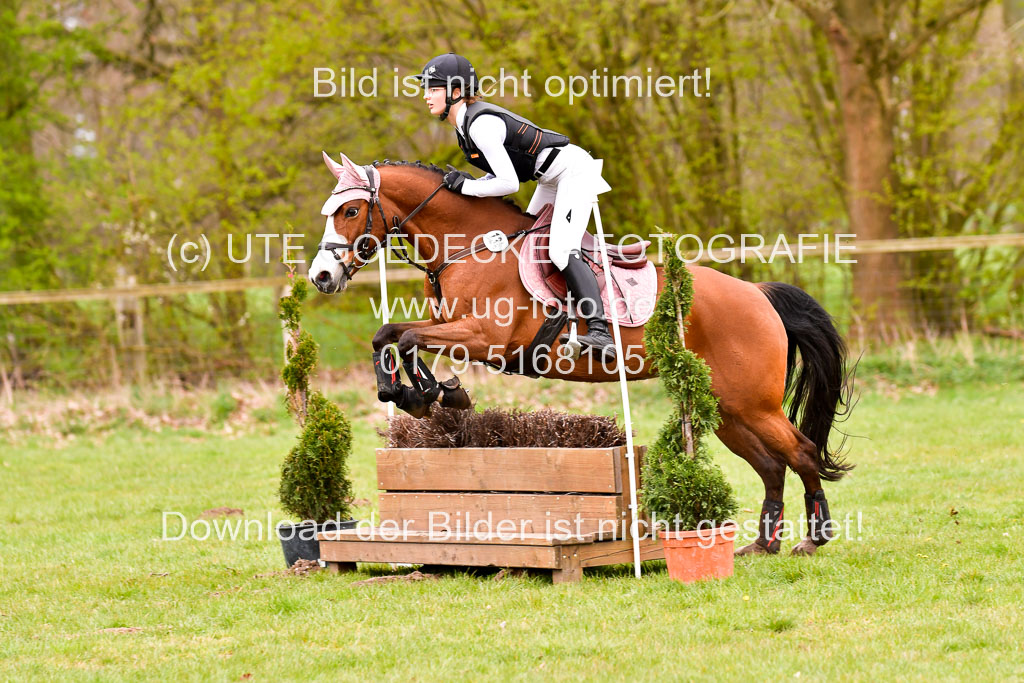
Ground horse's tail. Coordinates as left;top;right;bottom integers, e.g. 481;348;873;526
759;282;856;482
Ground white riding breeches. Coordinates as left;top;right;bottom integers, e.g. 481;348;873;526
526;144;611;270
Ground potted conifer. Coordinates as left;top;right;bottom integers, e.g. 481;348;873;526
276;272;357;567
641;253;739;583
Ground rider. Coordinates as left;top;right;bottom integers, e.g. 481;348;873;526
414;52;617;361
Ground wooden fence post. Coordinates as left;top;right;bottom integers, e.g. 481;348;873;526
0;356;13;405
114;268;147;385
5;333;24;390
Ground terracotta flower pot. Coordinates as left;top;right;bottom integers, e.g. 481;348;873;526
659;523;736;583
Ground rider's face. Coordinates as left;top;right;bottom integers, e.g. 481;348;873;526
423;86;460;117
423;87;446;115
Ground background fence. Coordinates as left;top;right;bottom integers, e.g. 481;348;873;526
0;233;1020;394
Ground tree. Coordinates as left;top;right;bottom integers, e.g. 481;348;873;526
0;0;86;291
771;0;997;339
412;0;763;248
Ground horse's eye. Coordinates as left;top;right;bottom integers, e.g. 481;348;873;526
345;207;359;218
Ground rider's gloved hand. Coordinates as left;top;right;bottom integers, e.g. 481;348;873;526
443;165;474;193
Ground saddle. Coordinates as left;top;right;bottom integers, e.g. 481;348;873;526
517;205;658;328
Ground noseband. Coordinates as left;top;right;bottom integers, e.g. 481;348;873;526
317;165;445;283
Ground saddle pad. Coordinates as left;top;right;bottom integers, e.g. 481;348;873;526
517;228;658;328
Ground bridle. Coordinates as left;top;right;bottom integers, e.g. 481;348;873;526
317;164;446;284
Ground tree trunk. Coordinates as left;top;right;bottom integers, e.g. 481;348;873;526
825;12;911;341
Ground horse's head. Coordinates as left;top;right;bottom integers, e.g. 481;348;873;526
310;153;529;294
309;151;387;293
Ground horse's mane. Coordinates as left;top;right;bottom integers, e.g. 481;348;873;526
372;159;527;214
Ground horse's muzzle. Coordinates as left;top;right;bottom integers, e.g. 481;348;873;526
311;269;345;294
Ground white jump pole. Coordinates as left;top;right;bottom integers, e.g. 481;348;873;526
378;237;394;418
589;191;642;579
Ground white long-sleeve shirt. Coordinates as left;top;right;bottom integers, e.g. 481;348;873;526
455;104;551;198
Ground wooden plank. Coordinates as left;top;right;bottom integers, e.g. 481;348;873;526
378;493;623;536
578;537;665;567
611;446;623;493
0;276;288;305
618;445;649;532
319;527;595;546
618;445;645;497
847;233;1024;254
376;447;623;493
552;547;582;584
319;540;561;569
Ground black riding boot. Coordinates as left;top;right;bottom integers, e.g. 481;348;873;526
560;250;616;360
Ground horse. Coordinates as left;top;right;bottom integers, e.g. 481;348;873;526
309;151;855;557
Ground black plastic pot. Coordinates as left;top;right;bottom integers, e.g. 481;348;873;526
277;519;358;567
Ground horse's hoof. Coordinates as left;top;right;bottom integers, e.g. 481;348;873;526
735;541;772;557
405;403;432;419
395;387;431;418
440;385;472;410
377;389;400;404
790;538;819;556
376;379;403;404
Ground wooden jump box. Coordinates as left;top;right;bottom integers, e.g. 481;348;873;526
319;446;664;583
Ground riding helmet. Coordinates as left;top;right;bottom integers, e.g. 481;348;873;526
415;52;478;119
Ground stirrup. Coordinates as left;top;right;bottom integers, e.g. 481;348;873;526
559;315;582;360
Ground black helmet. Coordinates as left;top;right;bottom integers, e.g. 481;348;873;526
414;53;478;120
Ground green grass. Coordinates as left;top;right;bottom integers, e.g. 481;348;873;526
1;378;1023;680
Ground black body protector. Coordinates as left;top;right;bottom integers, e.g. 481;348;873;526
456;101;570;182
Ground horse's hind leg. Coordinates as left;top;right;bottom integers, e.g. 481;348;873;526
731;410;836;556
716;414;788;555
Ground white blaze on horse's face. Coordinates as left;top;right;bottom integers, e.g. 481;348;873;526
310;151;381;294
311;213;348;293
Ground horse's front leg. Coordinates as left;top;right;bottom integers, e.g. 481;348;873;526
371;319;436;351
371;320;441;417
395;317;495;413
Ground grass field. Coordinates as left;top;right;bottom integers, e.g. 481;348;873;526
2;368;1023;680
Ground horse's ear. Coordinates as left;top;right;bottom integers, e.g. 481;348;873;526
322;151;345;179
338;152;368;181
323;150;368;182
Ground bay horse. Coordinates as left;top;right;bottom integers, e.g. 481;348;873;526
310;152;854;557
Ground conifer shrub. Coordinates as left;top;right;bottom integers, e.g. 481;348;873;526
277;275;353;523
640;254;738;530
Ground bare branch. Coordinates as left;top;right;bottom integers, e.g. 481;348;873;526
785;0;831;30
894;0;991;68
